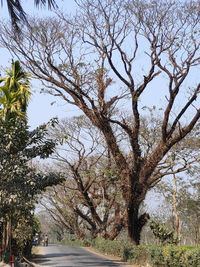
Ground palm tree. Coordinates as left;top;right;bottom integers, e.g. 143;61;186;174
0;60;31;120
2;0;57;32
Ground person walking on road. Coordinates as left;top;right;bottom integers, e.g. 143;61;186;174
44;234;48;246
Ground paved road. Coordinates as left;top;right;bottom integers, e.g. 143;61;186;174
32;244;125;267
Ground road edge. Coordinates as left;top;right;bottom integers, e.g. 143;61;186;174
82;246;139;267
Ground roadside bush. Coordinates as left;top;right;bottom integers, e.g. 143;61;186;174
148;245;200;267
162;246;188;267
150;220;178;245
123;245;149;266
60;238;200;267
185;248;200;267
122;246;133;262
82;239;95;247
61;238;94;247
61;239;87;247
93;240;200;267
93;239;150;265
93;238;125;257
148;246;165;267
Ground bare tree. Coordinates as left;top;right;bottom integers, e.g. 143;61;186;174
41;116;126;239
0;0;200;244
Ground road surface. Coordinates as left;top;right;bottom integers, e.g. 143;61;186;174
32;244;126;267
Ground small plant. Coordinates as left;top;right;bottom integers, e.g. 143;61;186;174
185;248;200;266
150;220;178;245
122;246;133;262
93;238;124;257
148;246;165;267
125;245;148;265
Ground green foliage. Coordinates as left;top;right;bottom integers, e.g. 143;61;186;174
148;246;165;266
13;215;40;257
3;250;10;263
74;238;200;267
122;245;149;265
122;246;133;262
185;248;200;266
0;61;63;258
0;116;63;256
163;246;187;267
61;238;91;247
148;246;200;267
0;60;31;120
150;220;178;245
0;117;61;218
93;238;126;257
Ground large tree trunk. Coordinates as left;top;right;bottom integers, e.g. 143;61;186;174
126;178;149;245
127;205;141;245
94;119;151;244
127;202;149;245
172;173;181;243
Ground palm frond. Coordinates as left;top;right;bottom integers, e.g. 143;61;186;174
0;61;31;120
4;0;57;33
6;0;27;32
34;0;57;9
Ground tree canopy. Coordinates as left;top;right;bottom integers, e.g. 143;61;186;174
0;0;199;245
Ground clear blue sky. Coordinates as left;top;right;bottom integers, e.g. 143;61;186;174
0;0;78;129
1;0;199;129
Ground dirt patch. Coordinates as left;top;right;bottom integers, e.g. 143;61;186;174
30;246;46;267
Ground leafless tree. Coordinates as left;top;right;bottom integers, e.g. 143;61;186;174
0;0;200;244
41;116;126;239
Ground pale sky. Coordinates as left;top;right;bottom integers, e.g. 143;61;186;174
0;0;199;129
26;0;79;129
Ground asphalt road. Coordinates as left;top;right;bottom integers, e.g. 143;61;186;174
32;244;125;267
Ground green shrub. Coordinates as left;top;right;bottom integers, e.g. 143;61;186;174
148;245;200;267
93;238;124;257
61;238;200;267
122;246;133;262
148;245;165;267
61;238;95;247
82;239;94;247
61;238;86;247
98;240;200;267
185;247;200;267
163;246;187;267
123;245;148;265
150;220;178;245
3;250;10;264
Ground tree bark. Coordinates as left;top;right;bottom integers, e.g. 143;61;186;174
127;205;140;245
127;201;149;245
172;173;181;243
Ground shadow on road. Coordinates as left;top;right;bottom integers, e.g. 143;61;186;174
32;245;123;267
33;254;121;266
